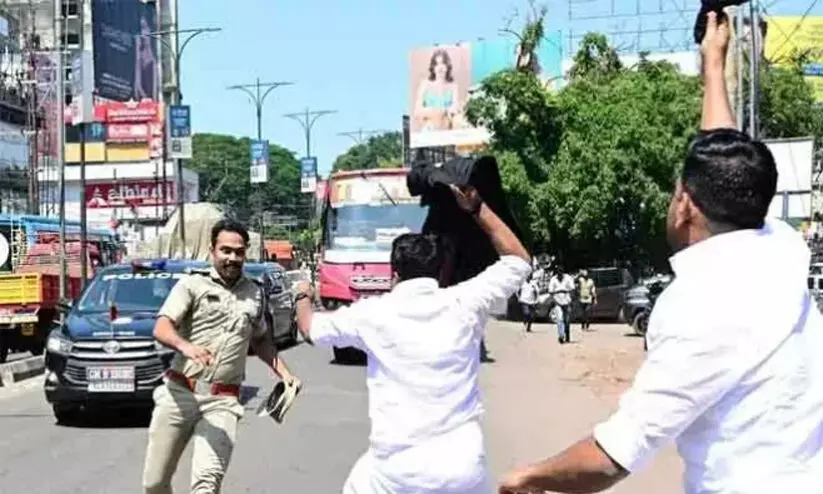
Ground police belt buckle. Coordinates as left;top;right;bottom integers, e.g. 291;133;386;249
256;377;302;424
193;380;213;395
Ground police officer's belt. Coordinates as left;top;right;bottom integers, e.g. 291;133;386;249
164;369;241;397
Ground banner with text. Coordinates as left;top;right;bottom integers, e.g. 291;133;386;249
168;105;192;159
86;180;176;208
250;140;269;184
300;157;318;193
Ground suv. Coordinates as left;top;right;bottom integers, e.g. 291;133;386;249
43;259;207;423
243;262;298;346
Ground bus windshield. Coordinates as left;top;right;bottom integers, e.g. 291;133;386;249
325;203;428;252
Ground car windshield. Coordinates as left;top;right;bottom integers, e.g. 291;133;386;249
76;270;187;313
325;203;428;252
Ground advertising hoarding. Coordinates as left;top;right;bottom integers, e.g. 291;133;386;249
300;157;317;193
86;180;176;209
250;140;269;184
103;99;160;123
91;0;158;102
408;35;564;149
764;137;814;219
764;16;823;99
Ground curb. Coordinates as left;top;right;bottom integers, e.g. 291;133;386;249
0;356;45;387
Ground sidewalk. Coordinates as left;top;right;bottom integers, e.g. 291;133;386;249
481;321;682;493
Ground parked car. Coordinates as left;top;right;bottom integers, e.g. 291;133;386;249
624;274;673;333
244;263;298;347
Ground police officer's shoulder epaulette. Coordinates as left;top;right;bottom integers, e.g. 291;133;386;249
247;276;263;287
184;267;211;276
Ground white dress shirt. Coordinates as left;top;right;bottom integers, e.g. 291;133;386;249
310;256;531;492
519;280;538;305
548;274;574;306
594;219;823;493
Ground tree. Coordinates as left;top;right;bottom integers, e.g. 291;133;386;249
188;133;311;228
332;131;402;172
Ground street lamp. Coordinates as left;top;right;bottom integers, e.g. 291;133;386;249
227;78;294;260
227;79;293;140
338;128;391;146
284;108;336;224
284;108;337;159
145;26;221;254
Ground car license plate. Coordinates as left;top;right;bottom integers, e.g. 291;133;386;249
20;323;35;336
86;366;135;392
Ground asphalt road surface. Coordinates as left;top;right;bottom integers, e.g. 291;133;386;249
0;321;681;493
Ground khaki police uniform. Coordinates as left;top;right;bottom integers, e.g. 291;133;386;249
142;267;266;494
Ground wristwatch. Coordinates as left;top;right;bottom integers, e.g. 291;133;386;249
294;292;312;303
470;201;483;217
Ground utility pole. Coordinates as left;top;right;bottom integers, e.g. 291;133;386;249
227;78;293;261
337;128;390;146
747;0;760;139
146;26;221;256
735;7;745;131
78;0;88;287
55;0;67;300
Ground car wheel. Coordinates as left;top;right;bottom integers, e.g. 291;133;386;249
0;333;9;364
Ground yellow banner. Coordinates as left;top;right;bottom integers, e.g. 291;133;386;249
764;15;823;99
65;143;106;163
106;143;150;162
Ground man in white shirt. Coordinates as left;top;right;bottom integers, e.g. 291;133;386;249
518;275;538;333
499;12;823;494
295;185;531;493
548;265;575;344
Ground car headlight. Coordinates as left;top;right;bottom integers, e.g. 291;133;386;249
46;330;73;355
154;340;175;355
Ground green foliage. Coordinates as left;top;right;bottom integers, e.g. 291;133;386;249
189;133;311;227
332;131;403;172
759;60;823;142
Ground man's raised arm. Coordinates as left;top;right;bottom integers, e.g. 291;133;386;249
701;11;737;130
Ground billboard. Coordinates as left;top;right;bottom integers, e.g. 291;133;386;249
409;35;563;149
764;137;814;219
86;180;176;209
329;173;415;208
764;16;823;100
91;0;158;102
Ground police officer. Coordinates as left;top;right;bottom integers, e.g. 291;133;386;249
142;218;298;494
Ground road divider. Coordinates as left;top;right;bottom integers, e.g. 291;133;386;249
0;356;45;387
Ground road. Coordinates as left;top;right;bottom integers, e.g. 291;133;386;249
0;321;681;493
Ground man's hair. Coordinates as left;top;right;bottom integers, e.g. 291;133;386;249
210;218;250;247
391;233;444;281
682;129;777;231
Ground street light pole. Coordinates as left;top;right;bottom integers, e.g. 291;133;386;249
284;108;337;159
338;128;391;146
284;108;336;224
227;78;294;261
55;0;66;300
146;26;221;257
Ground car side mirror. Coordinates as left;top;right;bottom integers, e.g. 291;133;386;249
57;298;73;313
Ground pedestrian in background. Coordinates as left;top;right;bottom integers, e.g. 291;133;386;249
293;185;531;494
143;219;298;494
576;269;596;331
518;274;538;333
499;12;823;493
548;265;574;344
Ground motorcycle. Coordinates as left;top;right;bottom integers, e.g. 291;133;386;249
635;279;669;351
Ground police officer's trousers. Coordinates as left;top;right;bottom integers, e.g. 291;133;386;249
142;380;245;494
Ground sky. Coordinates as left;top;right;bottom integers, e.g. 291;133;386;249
178;0;820;177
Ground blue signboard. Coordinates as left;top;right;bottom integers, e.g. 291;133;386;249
168;105;191;138
250;140;270;184
300;157;317;193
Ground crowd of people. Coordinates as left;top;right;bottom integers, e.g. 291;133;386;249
140;11;821;494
